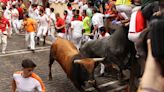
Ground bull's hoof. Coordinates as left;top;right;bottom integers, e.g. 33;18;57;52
97;73;104;77
36;42;39;45
79;88;85;92
31;50;35;53
43;42;46;46
117;73;124;80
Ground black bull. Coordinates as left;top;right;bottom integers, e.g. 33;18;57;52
80;25;141;91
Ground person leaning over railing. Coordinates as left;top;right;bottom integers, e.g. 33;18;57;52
115;0;132;18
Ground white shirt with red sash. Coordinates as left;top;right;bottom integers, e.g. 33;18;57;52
128;6;146;42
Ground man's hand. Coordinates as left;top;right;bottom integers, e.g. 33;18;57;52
138;39;164;92
55;26;60;30
153;11;162;17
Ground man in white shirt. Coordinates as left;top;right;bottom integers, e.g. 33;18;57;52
98;29;110;76
71;16;83;49
3;6;12;36
66;3;73;19
45;3;51;17
11;4;19;34
81;3;88;11
36;9;50;45
32;4;40;21
28;2;34;18
12;59;45;92
49;8;56;42
92;8;105;39
0;10;11;54
66;3;73;40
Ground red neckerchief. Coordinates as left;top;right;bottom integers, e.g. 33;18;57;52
68;7;72;10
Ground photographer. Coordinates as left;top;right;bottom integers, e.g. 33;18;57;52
137;15;164;92
138;1;164;90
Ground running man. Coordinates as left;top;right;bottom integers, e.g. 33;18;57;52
55;13;66;38
12;59;46;92
22;13;37;53
92;8;105;39
36;9;50;45
0;9;11;54
49;8;56;42
11;3;20;34
71;16;83;49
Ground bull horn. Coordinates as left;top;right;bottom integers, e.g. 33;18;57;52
74;60;81;63
74;58;105;63
92;58;105;62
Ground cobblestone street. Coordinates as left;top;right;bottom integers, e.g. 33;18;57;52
0;34;128;92
0;34;79;92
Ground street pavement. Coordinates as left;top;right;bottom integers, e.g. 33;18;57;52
0;34;79;92
0;34;128;92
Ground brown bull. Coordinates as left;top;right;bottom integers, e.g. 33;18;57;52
49;37;104;91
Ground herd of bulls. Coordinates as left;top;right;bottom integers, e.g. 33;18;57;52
48;25;142;92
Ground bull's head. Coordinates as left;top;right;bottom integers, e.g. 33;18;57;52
72;58;104;90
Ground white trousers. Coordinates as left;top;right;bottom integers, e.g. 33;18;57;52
128;32;143;55
82;35;92;42
18;20;23;31
72;33;82;49
12;19;20;34
0;31;7;52
25;32;35;50
37;26;48;37
116;5;132;18
94;30;100;40
49;26;56;42
65;24;71;40
128;32;142;43
57;32;65;38
7;19;12;36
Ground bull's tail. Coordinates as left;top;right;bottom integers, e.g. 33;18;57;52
49;47;55;80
